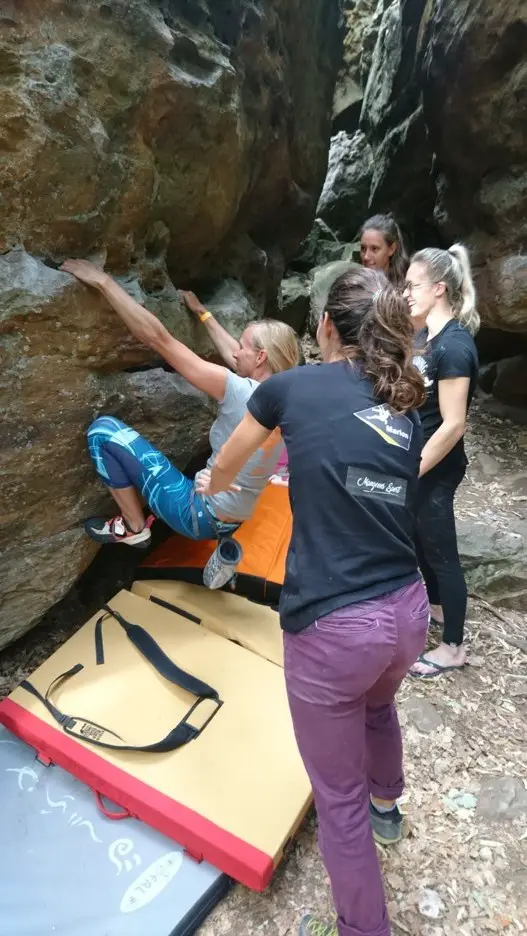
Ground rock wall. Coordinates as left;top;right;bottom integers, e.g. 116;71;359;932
422;1;526;334
332;0;380;132
0;0;341;648
297;0;527;349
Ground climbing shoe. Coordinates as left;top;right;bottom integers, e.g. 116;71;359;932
369;800;403;845
84;514;154;548
299;915;337;936
203;536;243;589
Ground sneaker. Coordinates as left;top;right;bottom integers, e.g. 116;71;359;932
299;915;337;936
84;514;154;548
369;800;403;845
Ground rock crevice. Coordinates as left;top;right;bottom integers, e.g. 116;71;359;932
298;0;526;339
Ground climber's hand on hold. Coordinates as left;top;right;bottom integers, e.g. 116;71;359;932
59;266;229;400
181;290;206;317
195;468;241;497
60;259;108;290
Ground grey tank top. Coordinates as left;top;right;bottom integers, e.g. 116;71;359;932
204;372;283;520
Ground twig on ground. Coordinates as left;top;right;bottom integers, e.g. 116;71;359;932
469;592;527;652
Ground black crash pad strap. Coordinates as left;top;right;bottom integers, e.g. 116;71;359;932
21;603;222;753
95;604;217;701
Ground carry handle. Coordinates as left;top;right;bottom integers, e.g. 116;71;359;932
94;791;132;821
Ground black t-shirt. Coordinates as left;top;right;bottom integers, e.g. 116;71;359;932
247;361;423;633
413;320;479;476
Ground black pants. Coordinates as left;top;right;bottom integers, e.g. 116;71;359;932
414;467;466;646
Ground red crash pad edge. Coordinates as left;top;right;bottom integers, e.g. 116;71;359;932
0;698;274;892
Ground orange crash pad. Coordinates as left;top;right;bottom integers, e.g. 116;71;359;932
137;483;292;604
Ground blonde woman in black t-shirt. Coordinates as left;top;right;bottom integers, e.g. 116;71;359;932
404;244;479;678
197;268;430;936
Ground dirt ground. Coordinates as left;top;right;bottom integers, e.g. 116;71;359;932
1;395;526;935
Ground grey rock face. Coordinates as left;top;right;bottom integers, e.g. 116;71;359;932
0;0;341;646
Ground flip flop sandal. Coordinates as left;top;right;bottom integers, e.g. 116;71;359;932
409;654;467;679
429;617;444;627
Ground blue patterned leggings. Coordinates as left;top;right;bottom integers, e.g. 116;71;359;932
87;416;238;540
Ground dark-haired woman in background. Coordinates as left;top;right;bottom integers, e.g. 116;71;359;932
196;268;428;936
360;214;409;288
405;244;479;678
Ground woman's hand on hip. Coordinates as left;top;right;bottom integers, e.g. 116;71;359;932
195;468;240;497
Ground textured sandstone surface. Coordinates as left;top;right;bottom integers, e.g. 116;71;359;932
0;0;341;646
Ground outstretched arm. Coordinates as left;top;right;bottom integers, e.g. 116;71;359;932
61;260;227;401
181;290;240;371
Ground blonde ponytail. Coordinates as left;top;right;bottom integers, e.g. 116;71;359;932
412;243;480;335
447;244;480;335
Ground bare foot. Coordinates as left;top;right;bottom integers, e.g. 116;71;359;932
429;603;444;624
409;642;466;678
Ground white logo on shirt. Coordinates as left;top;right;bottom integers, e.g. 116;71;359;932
413;354;433;388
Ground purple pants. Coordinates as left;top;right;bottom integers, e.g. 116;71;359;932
284;579;429;936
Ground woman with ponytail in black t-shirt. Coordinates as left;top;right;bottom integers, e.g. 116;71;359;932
196;268;428;936
404;244;479;679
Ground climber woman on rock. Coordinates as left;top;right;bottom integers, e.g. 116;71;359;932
404;244;480;678
196;266;429;936
183;290;293;486
360;213;409;288
60;259;300;549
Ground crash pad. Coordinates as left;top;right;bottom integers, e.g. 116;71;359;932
131;579;283;667
0;723;230;935
138;482;292;603
0;589;310;891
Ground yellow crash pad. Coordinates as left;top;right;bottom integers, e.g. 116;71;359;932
0;589;310;890
131;579;283;667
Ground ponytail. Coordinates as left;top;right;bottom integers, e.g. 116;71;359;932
325;268;426;414
412;243;480;335
447;244;480;335
358;284;426;412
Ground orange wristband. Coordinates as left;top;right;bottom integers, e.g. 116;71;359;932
198;310;212;324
